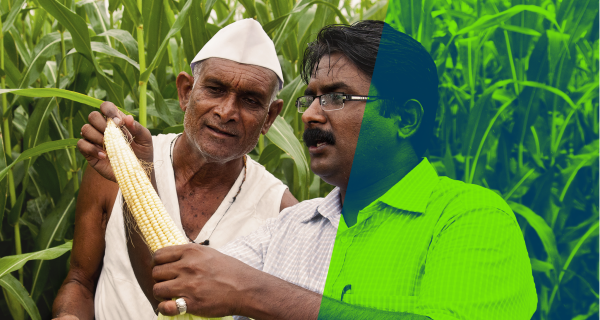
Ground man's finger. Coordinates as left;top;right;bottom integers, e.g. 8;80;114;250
123;115;153;145
81;124;104;146
153;279;187;302
99;101;124;125
157;300;179;316
77;139;106;161
153;245;187;266
152;262;180;282
88;111;108;133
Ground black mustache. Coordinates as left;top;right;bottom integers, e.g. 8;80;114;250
303;128;336;147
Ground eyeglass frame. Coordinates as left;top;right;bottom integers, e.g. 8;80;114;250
295;92;383;113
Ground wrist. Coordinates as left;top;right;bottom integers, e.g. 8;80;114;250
235;270;321;320
233;269;270;318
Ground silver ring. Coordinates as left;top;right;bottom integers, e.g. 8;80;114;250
175;297;187;315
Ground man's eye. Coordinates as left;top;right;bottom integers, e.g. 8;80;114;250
206;87;223;94
244;98;259;106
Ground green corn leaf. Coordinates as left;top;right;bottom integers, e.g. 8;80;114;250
163;124;184;134
92;41;139;70
277;75;306;123
265;117;309;193
17;32;71;89
37;0;125;107
140;0;193;83
0;242;73;279
238;0;257;19
1;0;26;34
121;0;142;26
0;137;7;232
8;27;32;65
258;143;283;166
31;181;77;302
273;0;349;50
499;24;541;37
146;0;170;63
549;221;600;311
457;5;560;35
98;29;139;59
508;201;561;281
0;88;131;115
83;0;112;42
180;0;210;63
23;98;54;151
0;274;41;320
0;139;79;183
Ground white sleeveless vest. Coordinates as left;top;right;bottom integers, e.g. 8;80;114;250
95;134;288;320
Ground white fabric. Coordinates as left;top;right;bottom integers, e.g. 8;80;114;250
190;18;284;90
95;134;288;320
218;189;341;320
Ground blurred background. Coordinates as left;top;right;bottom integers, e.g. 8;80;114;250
0;0;597;319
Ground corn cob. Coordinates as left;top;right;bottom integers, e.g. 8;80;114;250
104;119;188;252
104;119;233;320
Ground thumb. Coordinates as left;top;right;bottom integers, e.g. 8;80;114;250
123;115;152;145
157;300;180;316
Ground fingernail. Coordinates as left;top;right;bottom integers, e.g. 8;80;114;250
98;152;106;158
113;118;121;126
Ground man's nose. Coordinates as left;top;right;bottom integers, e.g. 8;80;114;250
213;94;240;122
301;98;327;127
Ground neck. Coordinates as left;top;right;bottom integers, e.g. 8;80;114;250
339;143;420;227
172;132;245;190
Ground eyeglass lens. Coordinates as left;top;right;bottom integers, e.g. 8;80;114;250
297;93;345;113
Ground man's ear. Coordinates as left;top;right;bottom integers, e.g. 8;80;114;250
176;72;194;112
391;99;423;139
261;99;284;135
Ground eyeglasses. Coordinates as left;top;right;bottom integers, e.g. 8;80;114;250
296;92;381;113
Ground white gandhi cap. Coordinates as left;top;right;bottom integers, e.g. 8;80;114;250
190;19;284;90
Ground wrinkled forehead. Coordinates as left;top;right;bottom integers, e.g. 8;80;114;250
199;57;279;91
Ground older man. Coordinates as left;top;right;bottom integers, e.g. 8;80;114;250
141;20;537;320
52;19;297;320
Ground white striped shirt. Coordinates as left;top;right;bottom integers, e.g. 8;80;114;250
218;187;342;295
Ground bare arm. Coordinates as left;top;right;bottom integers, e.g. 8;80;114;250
66;101;155;317
129;183;300;314
280;189;299;211
151;244;430;320
52;164;118;319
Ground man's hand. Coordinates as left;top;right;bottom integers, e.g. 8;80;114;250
152;244;255;317
77;102;153;182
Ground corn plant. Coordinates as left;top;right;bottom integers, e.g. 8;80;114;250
386;0;598;319
0;0;597;319
0;0;386;319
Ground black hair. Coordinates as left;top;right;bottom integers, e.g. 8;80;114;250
300;20;439;157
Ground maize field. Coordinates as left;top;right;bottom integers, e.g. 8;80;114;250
0;0;597;319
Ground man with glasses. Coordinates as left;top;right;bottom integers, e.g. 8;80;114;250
117;21;536;319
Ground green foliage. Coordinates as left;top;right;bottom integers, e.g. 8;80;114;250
386;0;599;319
0;0;596;319
0;0;386;318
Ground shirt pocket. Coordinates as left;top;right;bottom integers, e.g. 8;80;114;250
342;293;418;313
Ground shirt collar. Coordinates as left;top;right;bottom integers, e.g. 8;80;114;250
300;158;438;226
376;158;438;214
301;187;342;227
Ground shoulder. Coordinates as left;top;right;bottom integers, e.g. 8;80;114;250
245;157;287;188
244;158;291;218
432;177;516;225
151;133;179;145
274;196;328;224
